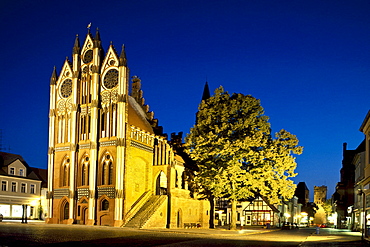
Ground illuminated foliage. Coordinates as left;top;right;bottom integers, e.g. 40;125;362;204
185;86;302;229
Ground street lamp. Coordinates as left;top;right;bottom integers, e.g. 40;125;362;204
358;189;366;240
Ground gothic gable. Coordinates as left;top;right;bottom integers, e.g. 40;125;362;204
80;34;94;65
101;45;119;73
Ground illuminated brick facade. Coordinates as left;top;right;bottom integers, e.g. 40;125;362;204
47;30;209;228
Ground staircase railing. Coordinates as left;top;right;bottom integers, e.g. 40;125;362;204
139;195;166;228
124;191;151;225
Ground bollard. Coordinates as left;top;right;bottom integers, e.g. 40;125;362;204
316;226;320;234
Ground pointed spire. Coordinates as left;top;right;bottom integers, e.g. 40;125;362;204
72;34;80;55
92;27;101;50
196;81;210;124
201;81;210;101
119;45;127;66
94;27;101;41
50;66;58;85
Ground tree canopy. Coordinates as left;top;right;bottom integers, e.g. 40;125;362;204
185;86;302;229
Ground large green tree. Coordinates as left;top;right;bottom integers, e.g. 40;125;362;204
185;86;302;230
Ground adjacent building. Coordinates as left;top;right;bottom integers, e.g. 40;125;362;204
357;110;370;236
294;182;309;206
0;152;47;219
313;185;327;225
46;30;209;227
332;142;364;229
330;110;370;234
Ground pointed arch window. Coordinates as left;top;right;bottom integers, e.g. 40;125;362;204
61;158;70;187
156;171;167;195
101;154;114;185
80;156;89;186
101;199;109;211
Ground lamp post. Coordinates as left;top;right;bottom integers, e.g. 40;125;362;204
358;189;366;240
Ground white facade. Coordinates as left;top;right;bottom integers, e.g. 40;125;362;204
0;152;46;219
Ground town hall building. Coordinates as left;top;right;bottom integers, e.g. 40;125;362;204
46;29;209;228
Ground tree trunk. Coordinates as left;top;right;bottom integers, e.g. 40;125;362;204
230;199;237;230
209;195;215;228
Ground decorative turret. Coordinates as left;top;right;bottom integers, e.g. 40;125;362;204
119;45;127;67
50;67;58;85
72;35;80;55
94;28;102;49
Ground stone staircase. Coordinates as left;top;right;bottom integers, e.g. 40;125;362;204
124;195;166;228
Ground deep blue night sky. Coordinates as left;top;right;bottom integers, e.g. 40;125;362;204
1;0;370;199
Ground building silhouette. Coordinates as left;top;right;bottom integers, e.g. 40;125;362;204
333;141;364;229
46;29;209;227
294;182;309;206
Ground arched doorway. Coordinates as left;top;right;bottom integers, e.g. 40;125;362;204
82;207;88;225
60;200;69;223
177;209;182;228
155;171;167;195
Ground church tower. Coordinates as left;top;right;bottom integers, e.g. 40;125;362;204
47;28;209;228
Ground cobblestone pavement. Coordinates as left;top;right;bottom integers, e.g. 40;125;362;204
299;228;368;247
0;221;368;246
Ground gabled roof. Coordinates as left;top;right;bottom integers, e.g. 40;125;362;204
0;152;45;181
243;196;279;212
32;168;48;187
128;96;154;133
360;110;370;132
0;152;29;168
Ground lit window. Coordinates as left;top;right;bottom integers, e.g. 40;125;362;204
1;181;7;191
21;183;26;193
11;182;16;192
30;184;35;194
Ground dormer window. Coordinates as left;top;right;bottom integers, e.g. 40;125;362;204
9;167;14;175
19;169;24;176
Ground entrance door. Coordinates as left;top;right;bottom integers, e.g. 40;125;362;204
177;210;182;228
82;207;88;225
245;213;252;225
156;171;167;195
